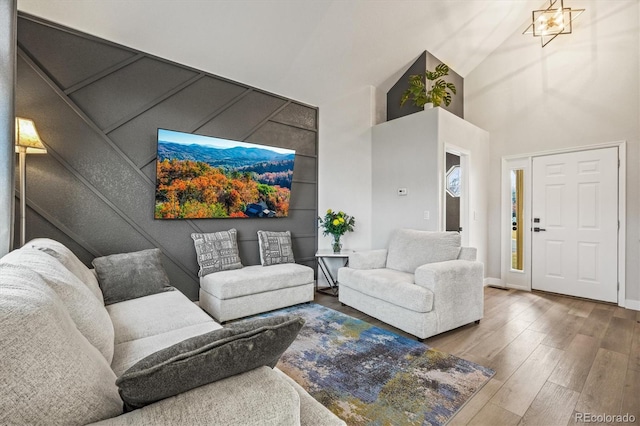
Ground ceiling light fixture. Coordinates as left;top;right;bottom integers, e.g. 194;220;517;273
523;0;584;47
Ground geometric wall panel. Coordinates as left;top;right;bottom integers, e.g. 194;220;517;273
17;16;137;90
15;13;319;300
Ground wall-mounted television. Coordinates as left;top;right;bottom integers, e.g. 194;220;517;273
155;129;295;219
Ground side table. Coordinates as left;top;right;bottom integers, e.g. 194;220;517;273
315;249;353;296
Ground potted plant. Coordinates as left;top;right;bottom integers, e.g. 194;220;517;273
400;63;457;109
318;209;355;252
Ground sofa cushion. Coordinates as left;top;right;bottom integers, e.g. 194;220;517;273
116;315;305;411
111;322;222;377
191;229;243;277
91;367;302;426
92;248;174;305
0;248;115;364
257;230;295;265
0;263;122;425
26;237;104;303
386;229;461;273
200;263;314;300
108;290;215;345
337;267;434;312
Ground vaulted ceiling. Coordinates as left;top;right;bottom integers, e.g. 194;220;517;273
17;0;543;106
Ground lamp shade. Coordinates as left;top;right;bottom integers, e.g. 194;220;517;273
15;117;47;154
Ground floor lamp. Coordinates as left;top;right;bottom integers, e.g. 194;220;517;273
15;117;46;247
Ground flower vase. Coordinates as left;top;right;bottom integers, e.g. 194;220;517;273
332;235;342;253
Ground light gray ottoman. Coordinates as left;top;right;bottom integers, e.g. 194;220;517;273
199;263;315;322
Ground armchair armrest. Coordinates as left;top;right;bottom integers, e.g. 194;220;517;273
414;260;484;331
348;249;388;270
458;247;477;261
89;367;300;426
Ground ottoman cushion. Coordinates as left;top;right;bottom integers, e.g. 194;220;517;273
200;264;313;300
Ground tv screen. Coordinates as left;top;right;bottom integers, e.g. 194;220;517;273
155;129;295;219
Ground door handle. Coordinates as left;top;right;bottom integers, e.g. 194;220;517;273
533;227;546;232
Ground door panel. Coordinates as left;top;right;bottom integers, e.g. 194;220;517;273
532;147;618;303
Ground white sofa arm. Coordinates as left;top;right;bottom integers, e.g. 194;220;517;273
348;249;388;270
457;247;477;261
89;367;301;426
414;260;484;331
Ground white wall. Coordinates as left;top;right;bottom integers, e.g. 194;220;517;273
439;111;490;269
317;86;375;286
465;0;640;304
371;109;440;247
370;108;490;264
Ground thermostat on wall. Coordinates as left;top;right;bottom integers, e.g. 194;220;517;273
397;188;408;196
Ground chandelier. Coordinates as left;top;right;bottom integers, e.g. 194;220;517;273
523;0;585;47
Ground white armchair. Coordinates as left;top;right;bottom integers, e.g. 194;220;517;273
337;229;483;340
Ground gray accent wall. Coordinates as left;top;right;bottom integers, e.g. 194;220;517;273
0;0;16;257
387;52;426;121
15;13;319;300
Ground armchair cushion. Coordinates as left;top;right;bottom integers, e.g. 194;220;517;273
348;249;388;270
337;268;433;312
116;315;305;411
386;229;461;273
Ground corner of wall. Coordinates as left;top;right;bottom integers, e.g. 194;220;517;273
318;86;375;252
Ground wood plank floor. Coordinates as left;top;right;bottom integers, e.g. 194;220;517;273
314;287;640;425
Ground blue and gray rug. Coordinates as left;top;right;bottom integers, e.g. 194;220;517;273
248;303;494;425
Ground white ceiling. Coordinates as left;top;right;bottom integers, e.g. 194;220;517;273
17;0;542;106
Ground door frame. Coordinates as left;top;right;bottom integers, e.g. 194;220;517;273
443;144;470;247
500;141;626;306
501;156;532;291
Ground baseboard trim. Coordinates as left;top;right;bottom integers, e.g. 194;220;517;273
625;299;640;312
506;283;530;291
484;277;504;288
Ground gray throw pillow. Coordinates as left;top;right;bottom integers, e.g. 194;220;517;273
116;315;305;411
91;248;173;305
257;230;295;266
191;229;243;277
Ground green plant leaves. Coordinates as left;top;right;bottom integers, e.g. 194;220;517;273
400;63;456;108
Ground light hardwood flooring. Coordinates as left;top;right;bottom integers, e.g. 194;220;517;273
315;287;640;426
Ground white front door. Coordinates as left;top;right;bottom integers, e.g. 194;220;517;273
531;147;618;303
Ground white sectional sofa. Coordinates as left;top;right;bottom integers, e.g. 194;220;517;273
0;238;344;426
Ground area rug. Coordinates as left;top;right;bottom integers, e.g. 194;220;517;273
245;303;494;425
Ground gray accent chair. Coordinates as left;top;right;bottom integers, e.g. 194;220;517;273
337;229;483;340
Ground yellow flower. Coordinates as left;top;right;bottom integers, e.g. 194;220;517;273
332;219;340;226
327;209;333;214
339;211;345;216
339;217;345;223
